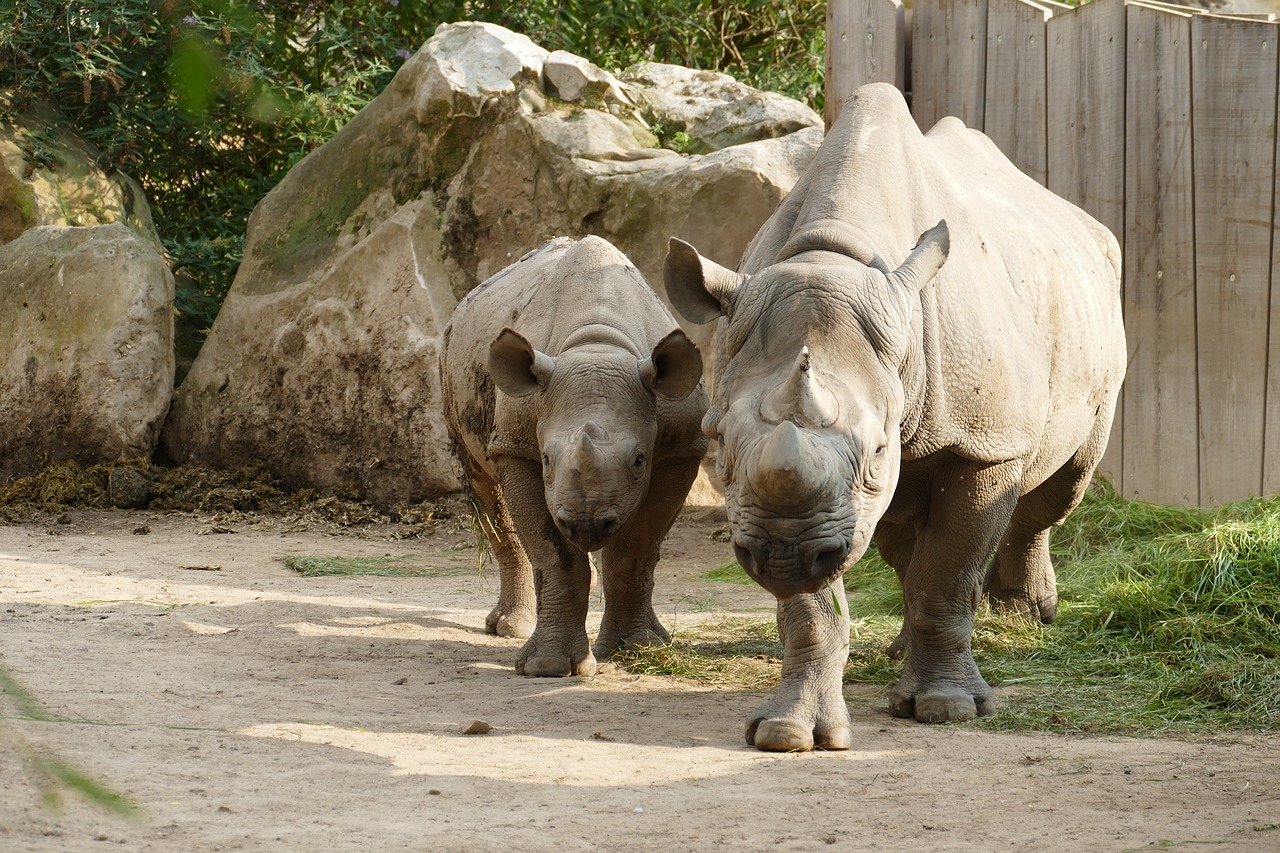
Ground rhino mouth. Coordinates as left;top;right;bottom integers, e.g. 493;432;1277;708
732;531;852;600
554;510;621;553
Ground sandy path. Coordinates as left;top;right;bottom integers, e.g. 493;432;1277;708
2;510;1277;851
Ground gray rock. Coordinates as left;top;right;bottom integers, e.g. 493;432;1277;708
543;50;633;107
0;224;174;480
621;63;823;154
0;103;163;251
163;22;820;506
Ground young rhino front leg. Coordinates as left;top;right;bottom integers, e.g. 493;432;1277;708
498;458;597;677
592;458;699;659
746;584;852;752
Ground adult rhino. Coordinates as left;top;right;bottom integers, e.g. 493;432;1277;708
663;83;1125;751
440;236;707;677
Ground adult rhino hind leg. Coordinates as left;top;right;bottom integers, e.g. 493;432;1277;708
746;585;853;752
872;516;917;661
497;457;597;678
592;458;699;659
890;458;1021;723
984;416;1112;624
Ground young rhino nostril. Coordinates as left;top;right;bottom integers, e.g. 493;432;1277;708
594;515;619;540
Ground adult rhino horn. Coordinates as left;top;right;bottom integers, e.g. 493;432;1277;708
760;347;839;428
748;420;824;505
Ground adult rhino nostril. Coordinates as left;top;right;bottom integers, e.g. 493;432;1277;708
810;540;851;579
733;538;768;577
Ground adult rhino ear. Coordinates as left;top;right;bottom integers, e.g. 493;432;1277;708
888;220;950;294
663;238;746;325
640;329;703;401
488;328;556;398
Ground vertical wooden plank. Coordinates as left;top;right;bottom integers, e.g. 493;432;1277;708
1192;15;1278;505
1271;58;1280;497
1047;0;1127;492
911;0;990;131
1122;4;1199;505
826;0;906;128
984;0;1054;185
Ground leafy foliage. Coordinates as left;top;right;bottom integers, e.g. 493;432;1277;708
0;1;823;336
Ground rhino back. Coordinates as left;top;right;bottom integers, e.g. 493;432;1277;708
741;83;1124;472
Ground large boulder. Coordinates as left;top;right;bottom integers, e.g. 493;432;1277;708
0;224;174;480
0;101;162;250
162;21;822;506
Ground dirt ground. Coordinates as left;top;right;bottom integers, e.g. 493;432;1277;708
2;507;1278;852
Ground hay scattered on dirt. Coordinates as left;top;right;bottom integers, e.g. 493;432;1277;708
0;460;458;533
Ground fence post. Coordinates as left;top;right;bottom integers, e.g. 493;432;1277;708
1046;0;1127;492
1122;2;1198;505
1191;14;1278;505
911;0;990;130
825;0;907;128
984;0;1059;185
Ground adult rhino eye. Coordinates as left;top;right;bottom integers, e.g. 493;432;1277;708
542;453;550;467
875;444;886;456
633;452;646;468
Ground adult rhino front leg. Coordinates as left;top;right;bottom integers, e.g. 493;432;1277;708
746;583;852;752
593;457;699;659
496;456;597;677
889;457;1021;722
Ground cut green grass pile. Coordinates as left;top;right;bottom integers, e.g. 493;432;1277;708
611;617;781;690
281;554;468;578
632;480;1280;736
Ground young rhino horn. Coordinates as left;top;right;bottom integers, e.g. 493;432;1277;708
759;347;839;428
573;424;606;469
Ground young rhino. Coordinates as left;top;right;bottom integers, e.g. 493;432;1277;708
439;236;708;677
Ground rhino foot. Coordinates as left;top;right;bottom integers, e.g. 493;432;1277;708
745;682;852;752
485;604;536;639
516;633;597;678
888;684;996;723
593;611;671;660
746;701;852;752
984;586;1058;624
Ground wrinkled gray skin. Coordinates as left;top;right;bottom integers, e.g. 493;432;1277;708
440;236;707;677
663;83;1125;751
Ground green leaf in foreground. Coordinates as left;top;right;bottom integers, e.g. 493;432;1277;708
2;663;139;817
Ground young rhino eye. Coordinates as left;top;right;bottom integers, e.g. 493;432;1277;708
633;452;646;469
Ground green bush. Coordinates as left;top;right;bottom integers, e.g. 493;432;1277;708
0;1;823;338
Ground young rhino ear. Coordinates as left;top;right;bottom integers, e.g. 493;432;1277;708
639;329;703;401
663;238;746;325
488;328;556;398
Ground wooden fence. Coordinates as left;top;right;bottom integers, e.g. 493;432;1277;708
826;0;1280;506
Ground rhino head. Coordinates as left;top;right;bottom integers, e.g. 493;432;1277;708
488;326;703;552
663;222;949;598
